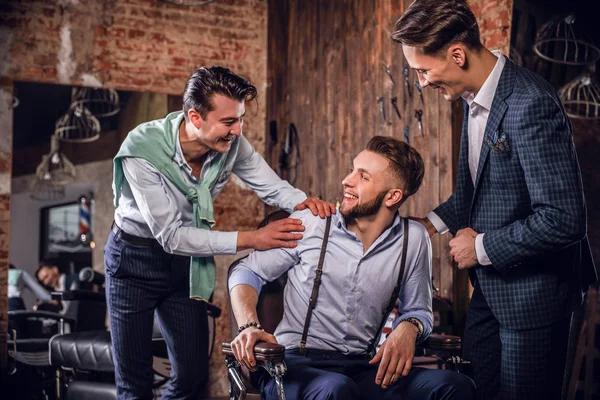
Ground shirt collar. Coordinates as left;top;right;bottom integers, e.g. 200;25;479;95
174;121;220;172
461;50;506;110
334;210;403;238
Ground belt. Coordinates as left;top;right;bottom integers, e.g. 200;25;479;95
111;221;160;248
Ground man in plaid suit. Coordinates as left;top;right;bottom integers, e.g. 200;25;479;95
392;1;597;399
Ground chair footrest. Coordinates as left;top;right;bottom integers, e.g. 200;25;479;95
222;341;286;362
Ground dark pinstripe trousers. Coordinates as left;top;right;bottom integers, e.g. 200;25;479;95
463;283;571;400
105;231;209;400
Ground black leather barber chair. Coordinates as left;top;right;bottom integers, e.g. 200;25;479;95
49;272;222;400
6;310;76;399
222;211;467;400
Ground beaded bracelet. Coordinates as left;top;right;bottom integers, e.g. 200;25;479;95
401;317;423;341
237;321;263;336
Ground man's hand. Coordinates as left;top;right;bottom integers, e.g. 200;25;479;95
231;327;278;371
408;216;437;238
449;228;478;269
294;197;336;218
237;218;305;251
369;321;418;389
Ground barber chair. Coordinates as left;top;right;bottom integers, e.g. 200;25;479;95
6;310;76;399
49;270;222;400
222;211;468;400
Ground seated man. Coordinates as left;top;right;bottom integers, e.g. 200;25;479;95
229;136;475;400
35;260;79;319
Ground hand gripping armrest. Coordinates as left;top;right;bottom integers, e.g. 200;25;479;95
222;340;286;363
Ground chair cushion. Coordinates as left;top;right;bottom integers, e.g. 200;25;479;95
50;331;114;372
65;380;117;400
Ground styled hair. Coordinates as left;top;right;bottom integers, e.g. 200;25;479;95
34;260;56;283
366;136;425;199
182;66;257;120
391;0;483;56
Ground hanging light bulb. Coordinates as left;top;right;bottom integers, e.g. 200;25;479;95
55;102;101;143
71;87;120;119
33;135;76;186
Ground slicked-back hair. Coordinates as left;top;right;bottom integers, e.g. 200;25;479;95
391;0;483;57
366;136;425;201
182;66;257;120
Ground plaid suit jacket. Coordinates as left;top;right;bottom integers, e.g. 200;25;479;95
435;58;597;330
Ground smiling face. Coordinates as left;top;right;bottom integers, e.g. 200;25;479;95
340;150;394;219
402;45;468;102
37;265;60;288
189;94;246;153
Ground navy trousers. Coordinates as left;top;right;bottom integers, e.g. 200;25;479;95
462;283;572;400
260;349;476;400
104;231;209;400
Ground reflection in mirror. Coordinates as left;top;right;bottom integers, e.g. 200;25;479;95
9;81;181;312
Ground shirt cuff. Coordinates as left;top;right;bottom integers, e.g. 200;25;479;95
228;268;264;295
427;212;449;235
475;233;492;266
216;231;239;255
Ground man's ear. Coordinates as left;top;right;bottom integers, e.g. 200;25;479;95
448;45;467;68
386;188;404;208
187;109;205;129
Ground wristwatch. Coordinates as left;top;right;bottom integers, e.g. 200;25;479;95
401;317;424;341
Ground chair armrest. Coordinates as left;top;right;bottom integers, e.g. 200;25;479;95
8;310;76;326
51;290;106;303
420;333;461;351
222;341;286;362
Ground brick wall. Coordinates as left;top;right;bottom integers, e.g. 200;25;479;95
469;0;513;55
0;0;267;393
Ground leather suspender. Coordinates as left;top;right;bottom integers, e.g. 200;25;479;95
299;216;410;357
367;217;410;355
299;216;332;354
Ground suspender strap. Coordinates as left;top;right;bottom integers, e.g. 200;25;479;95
299;216;332;354
367;217;410;355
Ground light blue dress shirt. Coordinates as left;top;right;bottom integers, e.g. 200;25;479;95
114;133;307;257
229;209;433;355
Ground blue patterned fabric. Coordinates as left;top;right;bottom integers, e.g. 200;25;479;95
434;58;596;330
434;58;597;398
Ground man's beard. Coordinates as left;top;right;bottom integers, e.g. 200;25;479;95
341;189;388;219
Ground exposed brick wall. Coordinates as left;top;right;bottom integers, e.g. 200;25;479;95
468;0;513;55
0;0;267;393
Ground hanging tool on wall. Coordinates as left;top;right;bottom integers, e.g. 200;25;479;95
403;126;410;144
403;67;412;98
384;65;396;87
391;97;402;120
415;81;424;104
377;96;387;123
278;123;300;185
414;109;424;136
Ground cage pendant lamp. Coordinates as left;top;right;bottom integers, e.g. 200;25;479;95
71;87;120;119
533;14;600;66
559;67;600;120
34;135;76;186
29;179;66;201
55;102;101;143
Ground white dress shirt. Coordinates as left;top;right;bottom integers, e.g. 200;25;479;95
428;50;506;266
